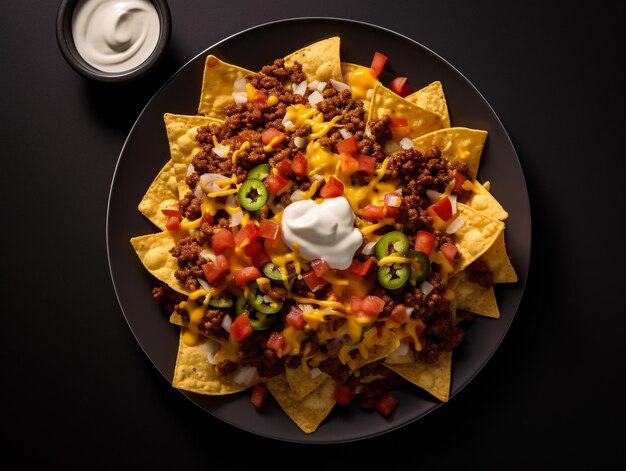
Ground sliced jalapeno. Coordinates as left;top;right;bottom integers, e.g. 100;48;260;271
248;311;278;330
262;262;296;282
246;286;284;314
377;263;410;289
235;296;248;316
408;249;431;284
208;292;233;308
246;163;272;181
237;178;269;211
375;231;410;260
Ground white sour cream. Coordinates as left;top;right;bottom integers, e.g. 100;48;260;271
71;0;160;73
281;196;363;270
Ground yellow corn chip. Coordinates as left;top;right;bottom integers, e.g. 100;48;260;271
451;271;500;318
284;37;343;82
466;179;509;221
405;81;451;128
386;351;452;402
137;159;179;231
197;55;253;118
454;203;505;271
481;231;518;283
285;366;328;400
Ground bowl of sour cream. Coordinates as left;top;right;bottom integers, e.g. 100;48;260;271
56;0;171;82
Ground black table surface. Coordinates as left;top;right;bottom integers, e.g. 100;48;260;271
2;0;623;467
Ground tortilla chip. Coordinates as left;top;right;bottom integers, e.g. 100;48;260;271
467;180;509;221
285;366;328;400
169;311;184;326
454;203;505;271
405;81;451;128
163;113;224;199
130;231;188;295
480;231;518;283
197;55;254;118
172;331;250;395
340;61;361;84
368;82;444;139
137;159;179;231
451;271;500;318
284;37;343;82
343;331;401;371
412;127;487;179
385;351;452;402
265;374;336;434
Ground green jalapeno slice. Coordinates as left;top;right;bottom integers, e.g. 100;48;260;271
262;262;296;282
408;249;431;284
375;231;410;260
208;292;233;308
377;262;410;289
237;178;269;212
246;163;272;181
246;286;283;314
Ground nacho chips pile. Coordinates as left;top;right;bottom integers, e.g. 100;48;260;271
131;37;516;434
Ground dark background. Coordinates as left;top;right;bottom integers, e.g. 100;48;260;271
1;0;623;467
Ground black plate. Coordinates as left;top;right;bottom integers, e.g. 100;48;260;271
107;17;531;443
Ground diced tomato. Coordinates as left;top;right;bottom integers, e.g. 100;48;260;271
253;90;269;110
250;383;268;409
357;155;376;174
264;172;289;193
302;270;329;292
383;192;401;218
242;239;263;257
215;254;230;272
370;51;387;78
440;242;458;262
234;223;258;247
261;127;285;146
350;296;363;314
453;171;468;194
360;295;385;317
390;304;408;324
231;313;253;341
390;117;408;128
336;135;358;155
361;204;385;222
430;196;453;221
276;159;293;178
165;216;180;232
347;258;374;276
291;152;308;177
257;220;281;240
311;259;331;277
374;393;399;417
286;306;305;330
201;261;225;284
389;76;412;97
320;176;344;198
161;208;181;218
340;152;360;174
233;266;262;286
266;332;286;351
211;229;236;253
334;383;354;405
201;212;214;225
385;206;399;218
251;249;271;268
390;125;411;141
414;230;436;255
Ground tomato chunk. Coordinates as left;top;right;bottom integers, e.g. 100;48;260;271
360;295;385;317
357;155;376;174
334;383;354;405
266;332;286;351
261;127;285;146
233;266;262;286
375;393;399;417
286;306;305;330
250;383;268;409
231;313;253;341
211;228;235;253
311;259;331;277
202;261;225;284
370;52;387;78
440;242;458;262
390;304;408;324
264;172;289;193
257;219;281;240
291;152;308;177
320;176;344;198
161;208;181;218
346;258;374;276
361;204;385;222
251;249;271;268
242;239;263;257
234;223;258;247
165;216;180;232
201;212;214;225
276;158;293;178
337;136;358;155
389;76;412;97
430;196;453;221
453;171;469;194
340;152;360;174
390;117;408;128
414;230;436;256
350;296;363;314
302;270;329;292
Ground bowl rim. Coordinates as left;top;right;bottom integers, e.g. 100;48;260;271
55;0;172;83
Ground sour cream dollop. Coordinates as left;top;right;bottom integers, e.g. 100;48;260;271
71;0;160;73
281;196;363;270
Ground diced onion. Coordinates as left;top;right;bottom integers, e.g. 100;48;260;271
330;78;351;92
308;80;319;90
399;137;414;149
442;140;453;152
186;164;195;176
338;128;353;139
199;173;229;193
263;295;274;303
213;144;229;159
445;215;465;234
232;91;248;104
308;90;324;106
294;136;306;148
194;184;204;199
197;277;211;291
290;190;305;202
200;249;217;264
420;280;434;295
405;307;414;316
230;211;244;227
361;241;376;255
226;194;238;209
384;141;400;154
317;81;327;92
233;77;247;92
387;195;401;207
299;304;313;314
294;80;308;96
233;366;257;386
449;194;458;214
200;339;220;365
364;125;373;138
426;189;442;202
310;368;323;379
221;314;232;333
283;120;294;130
393;342;410;357
393;241;405;252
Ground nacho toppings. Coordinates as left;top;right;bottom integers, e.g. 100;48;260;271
132;37;517;434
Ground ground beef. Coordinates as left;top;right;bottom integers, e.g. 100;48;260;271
178;191;202;220
466;259;494;288
169;235;207;290
152;284;186;312
216;360;238;376
318;357;351;383
316;89;352;120
417;311;465;363
237;332;285;378
197;309;227;337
